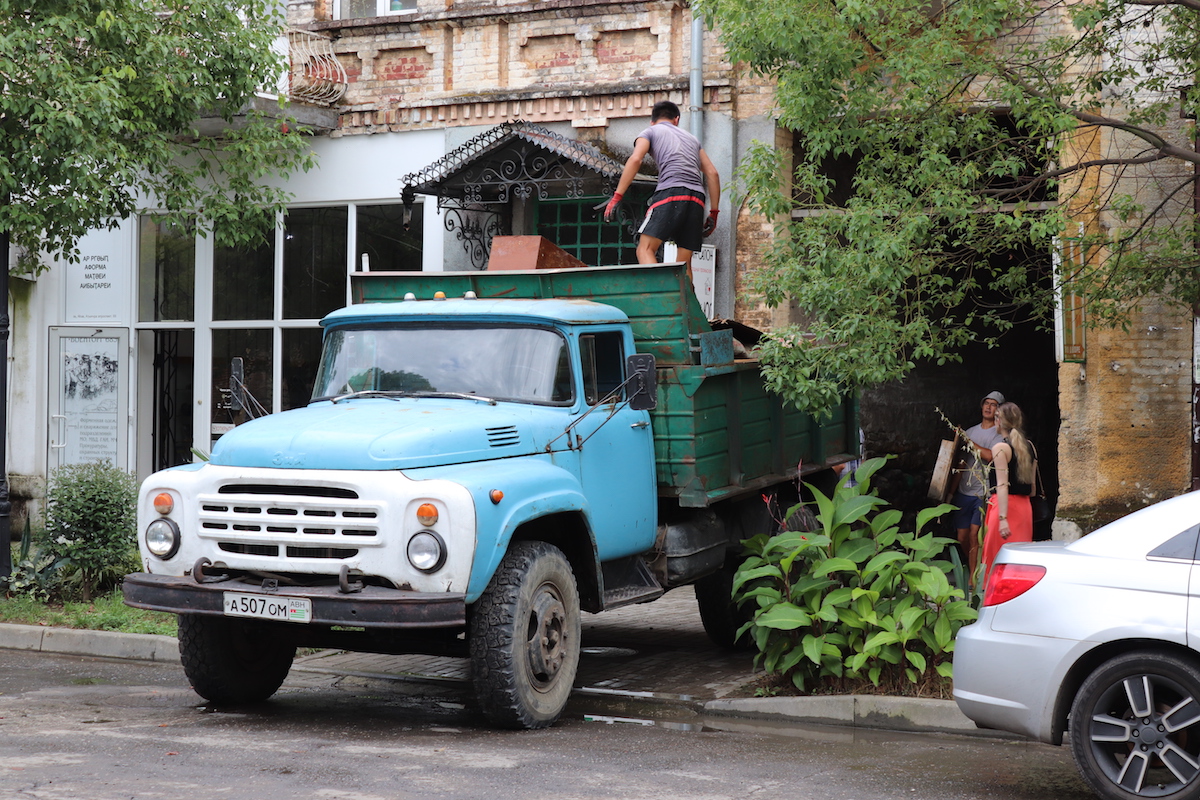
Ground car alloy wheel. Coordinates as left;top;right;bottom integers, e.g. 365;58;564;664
1071;651;1200;800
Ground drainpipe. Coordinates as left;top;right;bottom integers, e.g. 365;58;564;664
689;16;704;145
1;223;10;581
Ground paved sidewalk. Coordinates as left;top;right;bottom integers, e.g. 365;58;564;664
0;585;986;736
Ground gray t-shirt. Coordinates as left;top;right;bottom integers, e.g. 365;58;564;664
958;423;1004;498
638;123;707;196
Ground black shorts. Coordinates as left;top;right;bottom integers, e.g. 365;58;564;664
638;188;706;253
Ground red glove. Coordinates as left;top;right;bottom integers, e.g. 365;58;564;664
703;208;719;236
603;192;624;222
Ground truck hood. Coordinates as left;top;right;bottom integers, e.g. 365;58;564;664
209;398;571;470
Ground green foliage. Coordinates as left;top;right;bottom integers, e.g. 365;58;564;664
0;586;177;636
0;0;315;261
733;457;977;691
43;461;138;602
697;0;1200;413
3;520;67;602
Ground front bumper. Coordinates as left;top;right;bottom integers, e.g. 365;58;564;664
123;572;466;630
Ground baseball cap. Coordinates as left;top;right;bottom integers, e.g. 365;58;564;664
982;391;1005;404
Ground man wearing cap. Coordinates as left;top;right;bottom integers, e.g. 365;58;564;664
952;391;1006;582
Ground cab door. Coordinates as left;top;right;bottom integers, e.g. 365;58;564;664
573;328;656;558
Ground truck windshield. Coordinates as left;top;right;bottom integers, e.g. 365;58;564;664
311;325;573;405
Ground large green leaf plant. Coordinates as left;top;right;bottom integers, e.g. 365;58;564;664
734;457;976;691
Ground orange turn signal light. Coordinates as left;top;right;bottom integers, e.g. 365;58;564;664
416;502;439;526
489;490;504;504
153;492;174;515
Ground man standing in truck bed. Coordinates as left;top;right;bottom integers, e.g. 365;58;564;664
604;100;721;275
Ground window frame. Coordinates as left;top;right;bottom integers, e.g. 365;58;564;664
332;0;418;19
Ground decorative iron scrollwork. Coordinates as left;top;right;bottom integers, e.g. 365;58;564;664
441;203;507;270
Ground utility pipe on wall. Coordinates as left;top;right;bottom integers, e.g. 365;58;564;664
689;16;704;144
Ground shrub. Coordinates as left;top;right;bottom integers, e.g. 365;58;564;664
3;520;66;601
734;457;977;692
43;461;138;602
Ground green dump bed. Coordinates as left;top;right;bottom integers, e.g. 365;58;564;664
352;263;858;508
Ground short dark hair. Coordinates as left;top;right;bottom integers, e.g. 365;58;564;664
651;100;681;122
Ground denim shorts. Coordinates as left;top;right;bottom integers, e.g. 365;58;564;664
951;492;985;529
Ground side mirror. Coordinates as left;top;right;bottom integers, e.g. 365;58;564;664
626;354;657;411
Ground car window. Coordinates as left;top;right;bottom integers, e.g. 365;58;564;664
1147;525;1200;562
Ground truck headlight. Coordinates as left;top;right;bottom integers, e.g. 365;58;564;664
145;518;181;559
407;531;446;573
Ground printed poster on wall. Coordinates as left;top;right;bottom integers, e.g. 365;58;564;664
64;225;131;325
57;335;122;466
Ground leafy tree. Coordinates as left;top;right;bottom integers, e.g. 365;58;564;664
0;0;315;258
698;0;1200;412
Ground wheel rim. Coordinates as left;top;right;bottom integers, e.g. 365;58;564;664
1086;672;1200;796
523;580;569;692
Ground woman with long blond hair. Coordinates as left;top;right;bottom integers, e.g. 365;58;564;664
981;402;1037;576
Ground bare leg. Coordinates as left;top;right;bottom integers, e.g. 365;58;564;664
636;234;663;264
637;236;694;279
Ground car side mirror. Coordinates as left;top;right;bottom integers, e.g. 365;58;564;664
626;354;657;411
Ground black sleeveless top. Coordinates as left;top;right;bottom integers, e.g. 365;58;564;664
1005;438;1034;496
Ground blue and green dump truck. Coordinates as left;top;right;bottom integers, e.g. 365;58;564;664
124;262;857;728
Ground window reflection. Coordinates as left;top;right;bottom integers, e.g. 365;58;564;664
214;234;274;321
212;329;274;430
284;207;348;320
138;217;195;322
358;203;423;271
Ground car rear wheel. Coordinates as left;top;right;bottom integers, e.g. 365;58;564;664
1070;651;1200;800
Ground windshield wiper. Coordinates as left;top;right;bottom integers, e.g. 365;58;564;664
329;390;407;404
327;389;496;405
407;390;497;405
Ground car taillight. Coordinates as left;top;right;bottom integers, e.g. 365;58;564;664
982;563;1047;607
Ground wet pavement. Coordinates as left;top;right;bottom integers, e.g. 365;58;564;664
292;584;760;702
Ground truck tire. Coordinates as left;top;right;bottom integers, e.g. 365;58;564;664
177;614;296;705
469;541;581;729
695;561;755;650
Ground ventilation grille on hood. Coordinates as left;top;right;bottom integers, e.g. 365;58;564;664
487;425;520;447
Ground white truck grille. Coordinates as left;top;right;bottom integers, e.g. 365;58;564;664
197;483;383;560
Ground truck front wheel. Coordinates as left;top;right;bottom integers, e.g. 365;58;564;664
177;615;296;705
469;541;581;729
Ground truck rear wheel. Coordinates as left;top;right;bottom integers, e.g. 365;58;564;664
469;541;581;729
695;561;755;650
178;615;296;705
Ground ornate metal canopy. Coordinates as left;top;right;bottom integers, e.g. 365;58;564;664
401;120;654;268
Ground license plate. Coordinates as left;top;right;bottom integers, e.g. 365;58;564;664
223;592;312;624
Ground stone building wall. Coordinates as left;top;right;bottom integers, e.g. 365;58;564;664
292;1;736;136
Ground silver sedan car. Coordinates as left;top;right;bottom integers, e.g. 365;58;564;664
954;491;1200;800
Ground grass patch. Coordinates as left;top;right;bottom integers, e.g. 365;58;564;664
0;588;178;637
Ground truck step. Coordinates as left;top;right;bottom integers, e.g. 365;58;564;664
600;556;664;610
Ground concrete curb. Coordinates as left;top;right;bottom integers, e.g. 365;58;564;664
0;623;1000;737
0;622;179;663
704;695;1006;737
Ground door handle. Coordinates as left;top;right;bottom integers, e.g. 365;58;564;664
50;414;67;449
630;420;649;429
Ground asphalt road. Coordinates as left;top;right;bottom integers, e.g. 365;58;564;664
0;650;1093;800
